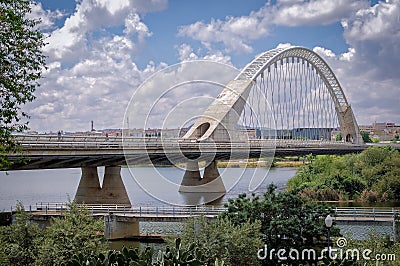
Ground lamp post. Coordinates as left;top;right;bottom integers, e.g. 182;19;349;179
325;214;333;252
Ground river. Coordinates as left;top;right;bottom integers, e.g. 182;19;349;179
0;167;298;211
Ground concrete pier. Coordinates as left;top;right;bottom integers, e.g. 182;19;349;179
104;215;139;240
179;161;201;192
101;166;131;205
75;166;131;206
179;160;226;193
75;166;101;204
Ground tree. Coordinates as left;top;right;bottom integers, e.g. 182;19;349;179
35;201;107;265
0;0;46;169
0;202;42;265
335;132;342;141
288;147;400;202
360;131;372;143
182;217;262;266
221;185;338;265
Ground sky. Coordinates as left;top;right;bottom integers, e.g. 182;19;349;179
24;0;399;132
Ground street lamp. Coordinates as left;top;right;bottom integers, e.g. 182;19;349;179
325;214;333;252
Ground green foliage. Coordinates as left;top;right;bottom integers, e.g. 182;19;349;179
155;237;204;266
221;185;338;265
360;131;372;143
35;201;107;265
287;147;400;202
0;0;46;169
182;216;262;265
66;246;154;266
0;202;107;265
67;238;207;266
0;202;214;266
0;202;42;265
335;132;342;141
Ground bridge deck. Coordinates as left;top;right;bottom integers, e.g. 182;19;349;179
7;135;399;170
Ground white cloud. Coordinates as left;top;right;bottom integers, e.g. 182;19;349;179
124;13;152;40
177;43;232;64
24;0;400;131
44;0;166;62
342;0;400;79
276;43;292;49
178;14;269;53
272;0;367;26
337;0;400;124
179;0;367;53
203;51;232;64
27;53;148;131
27;2;64;31
24;0;168;132
178;44;198;61
339;47;356;61
313;46;336;58
313;8;400;125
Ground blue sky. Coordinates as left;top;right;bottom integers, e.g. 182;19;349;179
26;0;399;132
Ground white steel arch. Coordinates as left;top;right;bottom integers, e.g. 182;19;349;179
236;46;348;112
184;46;363;144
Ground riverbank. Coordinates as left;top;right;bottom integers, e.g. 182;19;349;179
170;159;305;168
287;146;400;204
124;157;306;168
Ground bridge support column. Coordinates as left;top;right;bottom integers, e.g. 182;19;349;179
179;161;201;192
75;166;101;204
101;166;131;205
202;160;226;192
74;166;131;206
179;160;226;193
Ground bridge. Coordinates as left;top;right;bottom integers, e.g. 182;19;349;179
8;203;400;240
4;46;390;206
9;134;369;170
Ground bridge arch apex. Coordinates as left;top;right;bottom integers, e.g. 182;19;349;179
234;46;362;144
236;46;348;110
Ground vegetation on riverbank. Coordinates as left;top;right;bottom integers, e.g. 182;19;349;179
1;191;399;265
126;156;305;168
287;146;400;202
221;185;338;265
164;157;301;169
0;202;106;265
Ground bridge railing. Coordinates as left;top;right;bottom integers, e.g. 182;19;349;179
10;202;227;217
8;203;400;221
13;134;358;151
333;207;398;221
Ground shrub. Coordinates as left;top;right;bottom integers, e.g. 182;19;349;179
360;190;378;203
35;202;107;265
182;217;262;266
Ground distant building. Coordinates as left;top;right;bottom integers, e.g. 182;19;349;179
160;128;181;138
359;124;373;133
359;122;399;141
